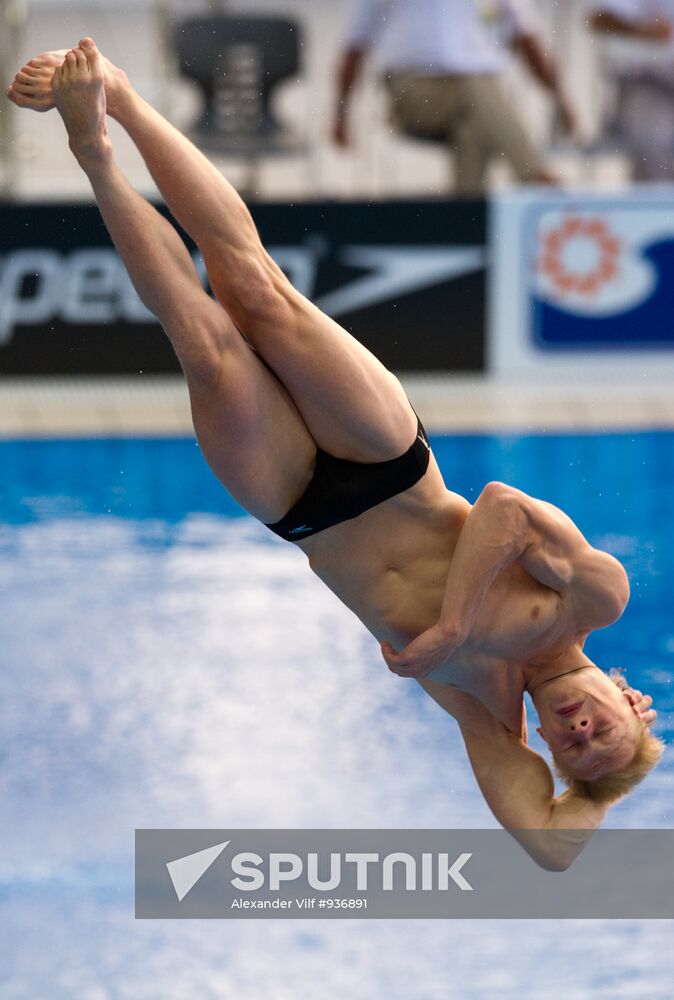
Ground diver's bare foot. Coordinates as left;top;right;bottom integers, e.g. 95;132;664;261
52;39;112;169
6;50;69;111
6;40;129;116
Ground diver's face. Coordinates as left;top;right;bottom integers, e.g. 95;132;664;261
536;673;639;780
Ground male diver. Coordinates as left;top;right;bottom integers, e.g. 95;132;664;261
7;40;662;869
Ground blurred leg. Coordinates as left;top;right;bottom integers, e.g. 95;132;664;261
385;73;540;195
454;75;548;193
386;73;461;140
449;98;489;196
619;79;674;181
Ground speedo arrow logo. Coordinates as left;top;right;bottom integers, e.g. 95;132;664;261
166;840;230;901
313;246;485;317
267;244;485;318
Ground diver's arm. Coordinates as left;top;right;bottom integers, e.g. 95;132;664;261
382;480;629;678
512;794;610;871
511;486;630;631
459;714;608;870
447;480;633;634
419;678;605;870
382;481;531;677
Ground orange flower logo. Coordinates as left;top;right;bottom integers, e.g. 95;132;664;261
539;216;621;296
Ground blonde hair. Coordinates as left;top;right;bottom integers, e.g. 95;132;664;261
552;670;665;805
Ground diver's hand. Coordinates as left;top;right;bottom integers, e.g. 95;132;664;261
381;623;465;679
625;688;657;726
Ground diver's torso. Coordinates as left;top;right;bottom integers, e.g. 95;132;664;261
297;455;568;720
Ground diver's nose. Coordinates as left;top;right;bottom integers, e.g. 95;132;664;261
569;717;592;738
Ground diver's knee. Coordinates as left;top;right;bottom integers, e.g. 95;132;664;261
206;244;295;325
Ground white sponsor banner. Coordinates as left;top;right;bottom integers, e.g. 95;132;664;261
489;188;674;376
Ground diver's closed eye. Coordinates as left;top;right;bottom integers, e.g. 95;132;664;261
563;727;616;752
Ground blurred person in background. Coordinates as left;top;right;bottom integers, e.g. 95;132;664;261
590;1;674;180
333;0;578;194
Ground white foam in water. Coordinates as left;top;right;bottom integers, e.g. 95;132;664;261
1;514;674;999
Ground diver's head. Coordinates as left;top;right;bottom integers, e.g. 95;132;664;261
533;666;664;803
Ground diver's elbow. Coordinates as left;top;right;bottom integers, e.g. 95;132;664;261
534;852;573;872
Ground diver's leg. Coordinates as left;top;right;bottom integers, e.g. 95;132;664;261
96;43;417;462
48;44;315;523
10;39;417;461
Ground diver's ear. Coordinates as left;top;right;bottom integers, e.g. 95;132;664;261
536;726;548;745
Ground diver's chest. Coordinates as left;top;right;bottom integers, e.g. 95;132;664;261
473;565;561;657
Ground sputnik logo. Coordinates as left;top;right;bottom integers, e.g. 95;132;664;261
167;840;230;901
538;216;621;297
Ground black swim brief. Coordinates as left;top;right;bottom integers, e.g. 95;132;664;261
265;416;431;541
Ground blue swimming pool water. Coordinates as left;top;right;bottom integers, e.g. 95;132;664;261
2;430;674;999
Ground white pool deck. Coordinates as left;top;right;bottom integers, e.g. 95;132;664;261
1;374;674;438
